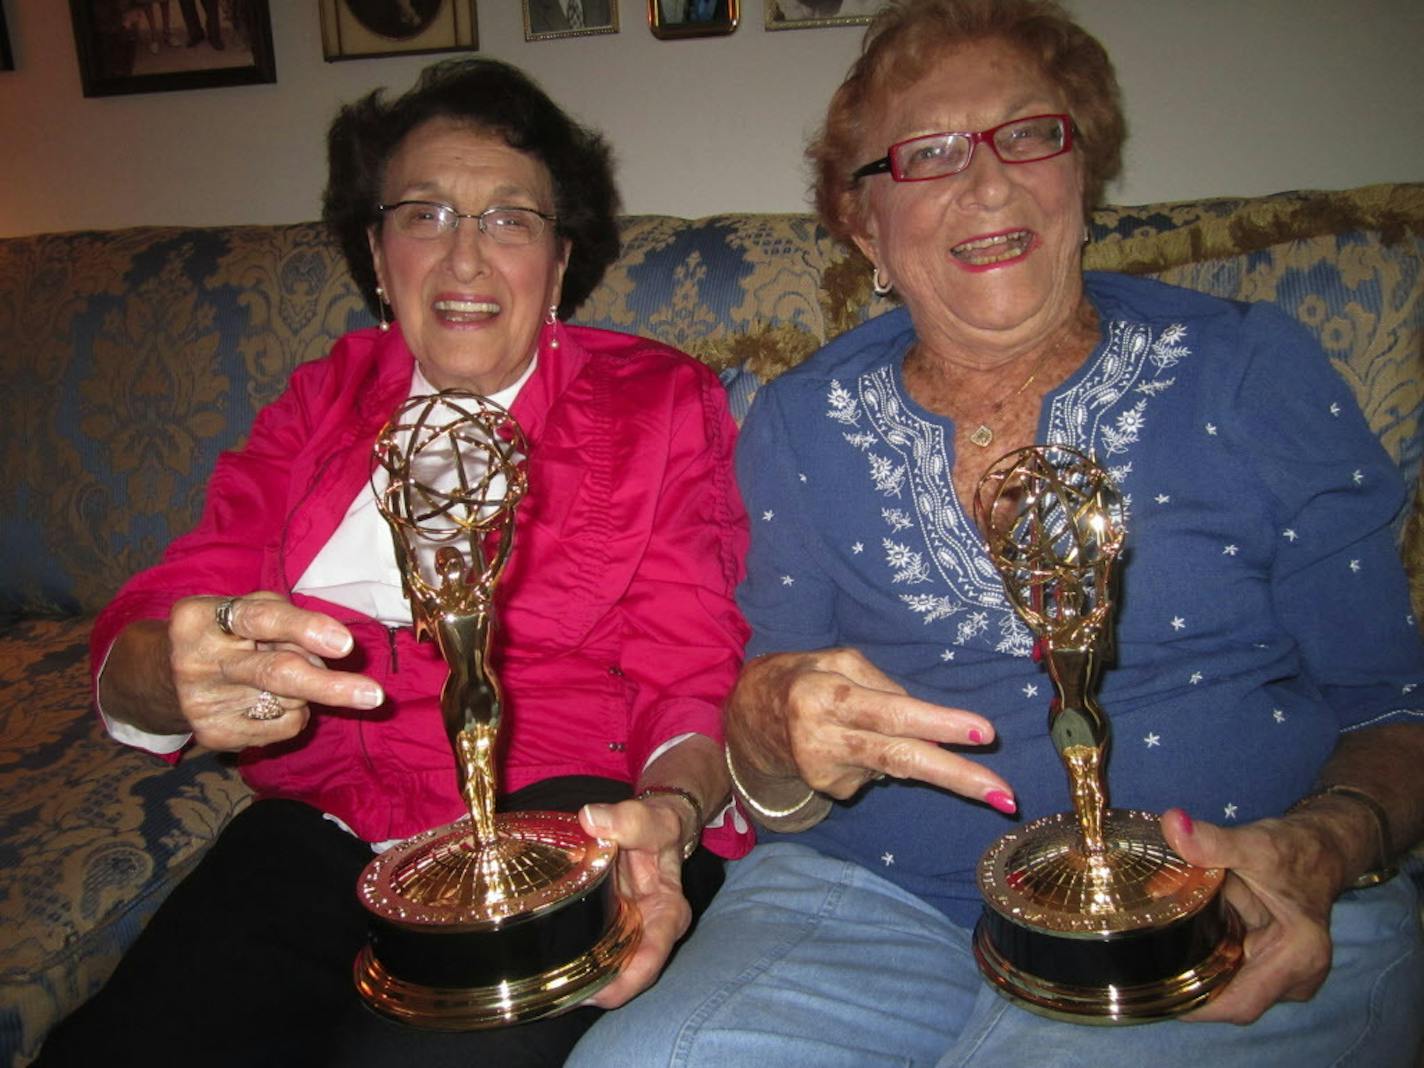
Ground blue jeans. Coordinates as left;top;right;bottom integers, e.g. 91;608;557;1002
569;843;1424;1068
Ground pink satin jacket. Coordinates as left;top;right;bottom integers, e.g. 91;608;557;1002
90;323;753;855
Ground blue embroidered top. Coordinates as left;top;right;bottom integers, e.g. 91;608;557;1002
738;271;1424;926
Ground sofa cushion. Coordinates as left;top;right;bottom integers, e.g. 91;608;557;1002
1087;185;1424;480
0;617;250;1066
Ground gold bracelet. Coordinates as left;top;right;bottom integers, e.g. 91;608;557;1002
636;784;702;860
724;742;818;821
1287;783;1399;889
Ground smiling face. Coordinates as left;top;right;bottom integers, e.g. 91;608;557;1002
851;37;1087;362
369;118;569;393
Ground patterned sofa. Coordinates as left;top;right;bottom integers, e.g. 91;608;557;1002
2;183;1422;1065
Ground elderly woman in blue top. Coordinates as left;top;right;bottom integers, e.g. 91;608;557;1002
569;1;1424;1066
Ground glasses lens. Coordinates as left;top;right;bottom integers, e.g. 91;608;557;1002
892;133;971;181
993;116;1068;162
388;202;454;239
481;208;547;245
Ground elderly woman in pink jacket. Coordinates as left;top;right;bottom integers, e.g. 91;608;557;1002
39;58;749;1068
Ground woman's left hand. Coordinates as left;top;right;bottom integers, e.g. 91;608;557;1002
576;795;694;1008
1160;808;1343;1023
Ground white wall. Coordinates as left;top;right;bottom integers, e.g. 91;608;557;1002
0;1;1420;237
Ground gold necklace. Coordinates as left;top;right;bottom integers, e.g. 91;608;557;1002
964;356;1051;448
922;305;1094;449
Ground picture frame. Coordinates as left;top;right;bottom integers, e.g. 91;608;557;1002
648;0;738;40
765;0;877;31
1;1;14;72
523;0;618;42
320;0;477;62
68;0;276;98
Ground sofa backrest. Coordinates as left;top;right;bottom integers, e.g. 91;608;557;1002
1;184;1421;620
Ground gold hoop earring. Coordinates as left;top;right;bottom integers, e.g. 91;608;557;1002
872;268;893;297
375;286;390;333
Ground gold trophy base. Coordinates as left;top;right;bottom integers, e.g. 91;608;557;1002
354;810;641;1030
975;809;1244;1024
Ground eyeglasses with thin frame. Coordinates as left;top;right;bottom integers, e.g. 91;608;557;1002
851;114;1073;184
377;200;558;245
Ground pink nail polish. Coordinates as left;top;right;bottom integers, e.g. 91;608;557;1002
1178;810;1194;835
968;727;985;745
985;789;1017;815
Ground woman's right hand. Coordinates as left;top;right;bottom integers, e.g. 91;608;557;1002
104;592;386;752
724;648;1014;819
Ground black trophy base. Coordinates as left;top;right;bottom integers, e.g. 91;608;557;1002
973;896;1245;1024
974;809;1246;1024
353;812;641;1030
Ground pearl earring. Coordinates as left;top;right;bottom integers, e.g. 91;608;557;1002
545;304;560;349
375;286;390;333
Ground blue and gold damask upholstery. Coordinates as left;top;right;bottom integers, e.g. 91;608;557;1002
0;183;1421;1065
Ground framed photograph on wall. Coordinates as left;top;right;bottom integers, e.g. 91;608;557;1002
648;0;738;40
320;0;477;61
524;0;617;42
766;1;877;31
1;1;14;72
68;0;276;97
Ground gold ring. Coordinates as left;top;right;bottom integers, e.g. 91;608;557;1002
244;690;284;721
214;597;240;637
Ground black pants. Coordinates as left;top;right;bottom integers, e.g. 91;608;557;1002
38;778;724;1068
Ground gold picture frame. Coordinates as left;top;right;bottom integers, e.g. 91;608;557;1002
320;0;477;62
648;0;738;40
766;1;877;31
68;0;276;97
523;0;619;41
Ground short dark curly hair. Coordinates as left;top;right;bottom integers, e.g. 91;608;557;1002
323;58;620;320
809;0;1126;245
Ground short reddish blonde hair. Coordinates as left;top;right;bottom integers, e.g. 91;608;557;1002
809;0;1126;244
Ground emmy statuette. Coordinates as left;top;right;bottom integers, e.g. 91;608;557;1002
971;445;1243;1023
352;391;640;1029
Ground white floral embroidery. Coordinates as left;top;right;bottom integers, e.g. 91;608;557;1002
881;507;913;532
995;613;1033;657
1150;324;1190;370
1134;376;1175;397
867;452;907;497
843;431;876;451
827;380;860;426
884;538;931;584
900;593;961;624
955;611;990;646
1101;399;1148;455
829;317;1190;652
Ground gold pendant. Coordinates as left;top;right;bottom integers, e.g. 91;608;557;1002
969;423;994;448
